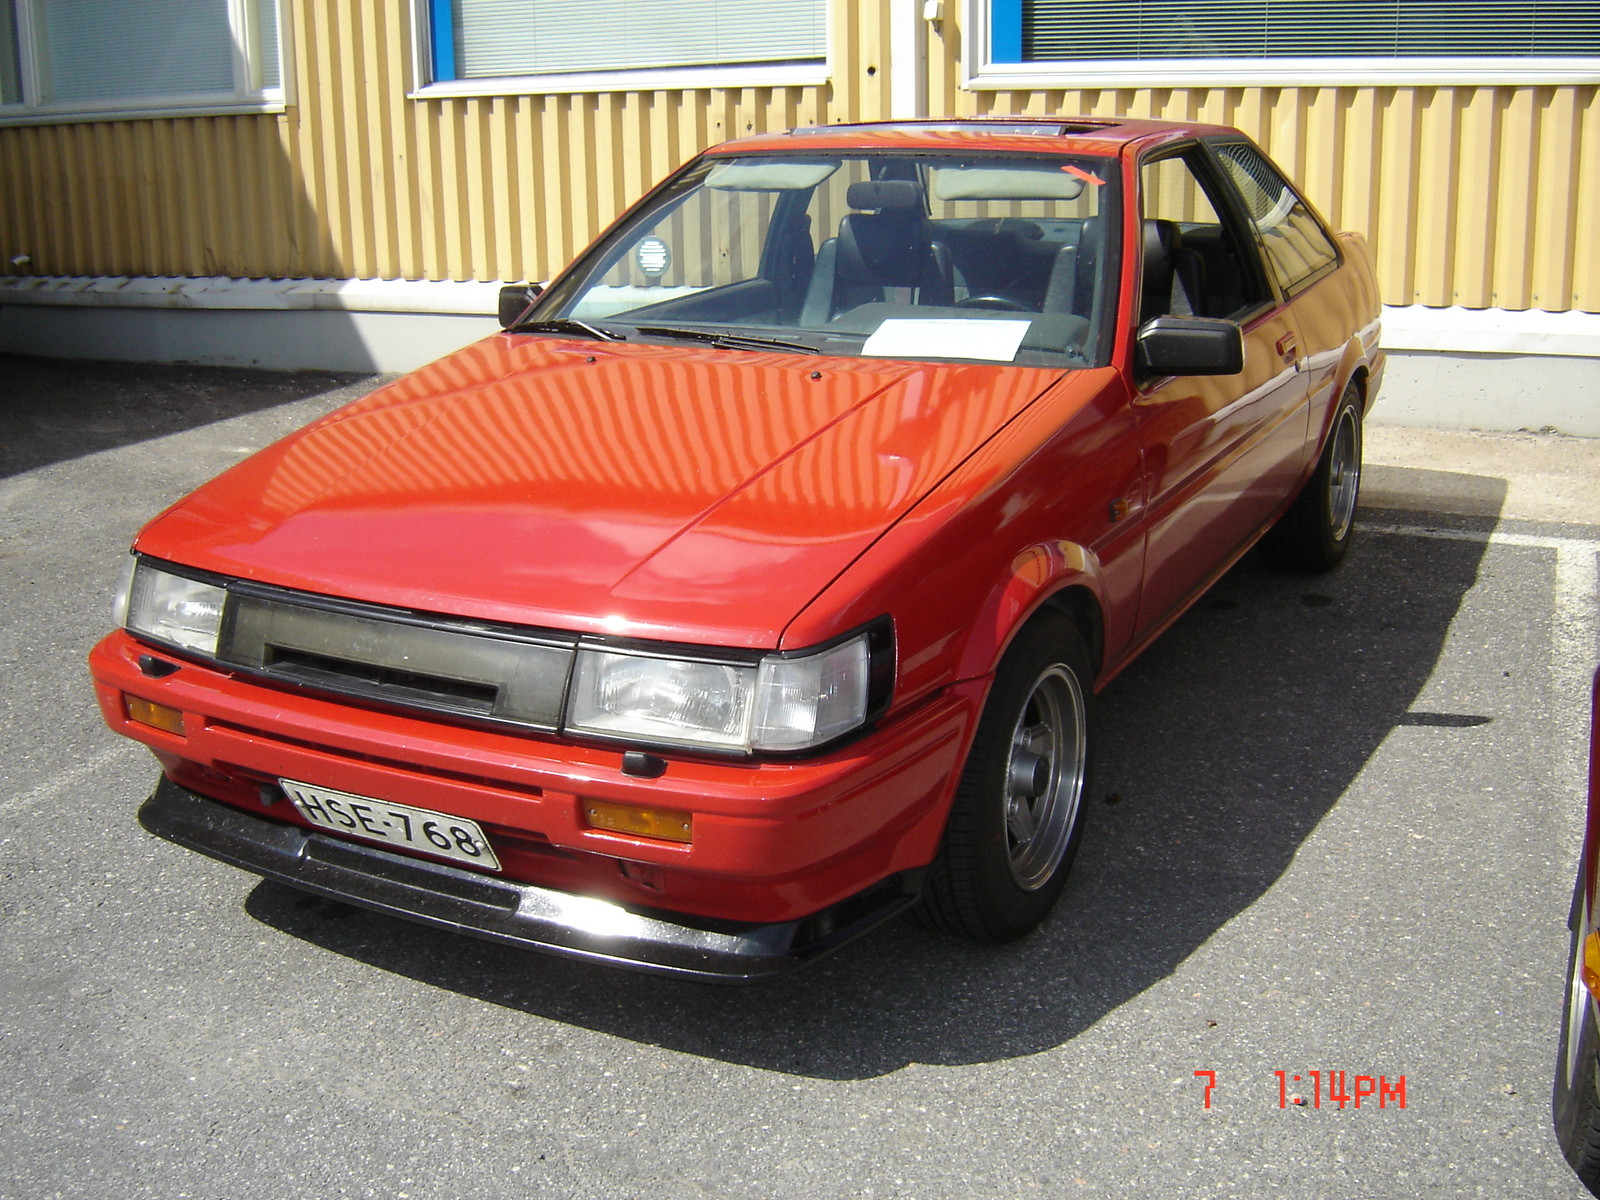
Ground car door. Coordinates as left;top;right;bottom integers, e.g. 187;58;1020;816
1210;139;1348;441
1130;144;1311;638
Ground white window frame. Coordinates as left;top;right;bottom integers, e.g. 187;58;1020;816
407;0;831;100
962;0;1600;89
0;0;288;126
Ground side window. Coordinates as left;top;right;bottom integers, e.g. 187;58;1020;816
1138;150;1272;324
1214;142;1340;297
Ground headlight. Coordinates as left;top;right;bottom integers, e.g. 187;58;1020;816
569;627;886;754
751;636;870;750
570;649;756;751
122;559;228;656
111;553;137;628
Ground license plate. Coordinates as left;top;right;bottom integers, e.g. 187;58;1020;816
279;779;502;871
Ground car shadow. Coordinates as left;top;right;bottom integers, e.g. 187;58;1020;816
243;486;1500;1080
0;353;374;479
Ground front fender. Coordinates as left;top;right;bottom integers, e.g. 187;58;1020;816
952;539;1105;684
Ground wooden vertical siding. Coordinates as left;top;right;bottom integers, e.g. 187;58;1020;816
0;0;1593;314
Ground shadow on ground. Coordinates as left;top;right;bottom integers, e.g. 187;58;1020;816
0;353;371;478
243;489;1501;1080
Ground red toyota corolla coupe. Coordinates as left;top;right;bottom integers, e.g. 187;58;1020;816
90;117;1383;980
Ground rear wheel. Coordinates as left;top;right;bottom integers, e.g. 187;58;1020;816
1259;383;1362;573
918;613;1093;942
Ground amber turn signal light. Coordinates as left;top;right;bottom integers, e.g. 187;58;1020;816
582;799;692;844
125;694;186;736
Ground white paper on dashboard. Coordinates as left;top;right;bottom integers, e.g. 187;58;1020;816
860;318;1031;362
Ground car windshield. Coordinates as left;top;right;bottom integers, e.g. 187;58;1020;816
535;150;1121;368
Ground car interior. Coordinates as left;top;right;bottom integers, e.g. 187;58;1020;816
558;153;1119;363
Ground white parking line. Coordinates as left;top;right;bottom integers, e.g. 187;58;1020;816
0;742;147;816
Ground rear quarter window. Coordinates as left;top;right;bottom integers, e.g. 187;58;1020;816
1214;142;1340;297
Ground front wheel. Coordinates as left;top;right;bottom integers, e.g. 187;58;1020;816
1259;383;1363;573
917;613;1094;942
1555;877;1600;1195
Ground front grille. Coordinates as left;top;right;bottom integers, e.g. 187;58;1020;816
267;647;502;715
215;584;577;731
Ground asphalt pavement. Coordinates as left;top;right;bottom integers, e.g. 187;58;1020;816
1;351;1597;1200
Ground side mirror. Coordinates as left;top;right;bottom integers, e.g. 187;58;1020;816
1136;316;1244;377
498;283;544;329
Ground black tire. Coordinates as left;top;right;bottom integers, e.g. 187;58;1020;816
1556;874;1600;1195
918;612;1093;942
1259;383;1363;573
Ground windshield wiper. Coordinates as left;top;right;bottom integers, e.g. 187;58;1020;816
509;317;627;341
631;325;821;355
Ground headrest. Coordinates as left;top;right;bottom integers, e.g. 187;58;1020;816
1140;219;1181;319
846;179;924;211
837;211;924;287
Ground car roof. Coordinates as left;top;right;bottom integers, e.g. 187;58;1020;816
705;116;1238;159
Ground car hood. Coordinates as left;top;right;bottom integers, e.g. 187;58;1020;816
137;334;1070;648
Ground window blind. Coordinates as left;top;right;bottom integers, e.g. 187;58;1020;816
1022;0;1600;61
38;0;234;102
449;0;826;79
256;0;281;90
1;3;20;103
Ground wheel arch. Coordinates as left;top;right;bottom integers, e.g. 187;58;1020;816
1039;583;1106;679
1318;342;1371;440
952;540;1109;686
1346;360;1370;409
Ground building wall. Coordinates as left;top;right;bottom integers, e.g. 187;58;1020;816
0;0;896;286
947;83;1599;315
921;12;1599;316
0;1;1594;317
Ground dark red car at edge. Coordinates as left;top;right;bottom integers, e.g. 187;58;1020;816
1556;667;1600;1191
89;118;1384;981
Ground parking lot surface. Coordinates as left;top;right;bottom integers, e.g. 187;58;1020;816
2;351;1597;1199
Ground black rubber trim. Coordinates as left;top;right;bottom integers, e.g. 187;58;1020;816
138;777;922;983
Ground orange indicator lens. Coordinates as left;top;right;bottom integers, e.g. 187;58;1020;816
125;695;186;736
1584;930;1600;999
582;799;692;844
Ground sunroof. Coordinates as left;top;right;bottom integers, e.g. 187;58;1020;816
790;119;1114;137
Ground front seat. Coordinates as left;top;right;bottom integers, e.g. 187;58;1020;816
1140;218;1208;322
800;179;953;325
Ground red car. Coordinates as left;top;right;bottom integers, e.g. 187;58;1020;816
90;118;1383;980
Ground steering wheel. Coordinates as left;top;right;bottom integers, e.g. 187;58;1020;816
953;295;1034;312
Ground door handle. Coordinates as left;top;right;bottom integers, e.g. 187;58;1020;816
1275;333;1298;362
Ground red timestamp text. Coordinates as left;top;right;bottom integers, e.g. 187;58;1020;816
1191;1070;1408;1109
1275;1070;1406;1109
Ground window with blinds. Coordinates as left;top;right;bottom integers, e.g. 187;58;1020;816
0;4;20;104
437;0;826;81
0;0;283;118
1017;0;1600;63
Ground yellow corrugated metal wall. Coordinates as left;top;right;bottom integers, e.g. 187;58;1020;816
0;0;891;284
924;14;1599;314
0;0;1594;314
951;84;1599;313
0;114;329;279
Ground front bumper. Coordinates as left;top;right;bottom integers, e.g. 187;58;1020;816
92;628;983;926
141;775;924;982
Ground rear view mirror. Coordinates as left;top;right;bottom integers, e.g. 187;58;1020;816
1136;316;1244;377
498;283;544;329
